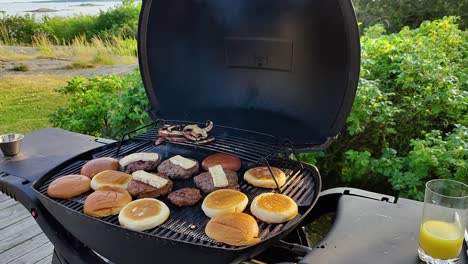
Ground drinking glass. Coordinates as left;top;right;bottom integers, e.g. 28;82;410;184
418;179;468;263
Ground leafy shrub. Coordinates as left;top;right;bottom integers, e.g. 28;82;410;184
12;63;29;71
49;69;150;139
0;0;141;45
354;0;467;32
300;17;467;200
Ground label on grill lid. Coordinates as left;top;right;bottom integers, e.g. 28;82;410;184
119;152;159;167
169;155;196;169
132;170;168;189
209;165;229;188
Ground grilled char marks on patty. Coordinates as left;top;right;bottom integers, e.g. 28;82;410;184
157;158;199;180
168;188;202;206
193;170;239;193
126;173;173;199
125;160;161;174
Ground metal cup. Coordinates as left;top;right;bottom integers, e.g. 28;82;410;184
0;133;24;156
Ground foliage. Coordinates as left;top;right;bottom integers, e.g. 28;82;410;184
354;0;467;32
301;17;468;200
12;63;29;71
0;0;141;44
49;69;150;139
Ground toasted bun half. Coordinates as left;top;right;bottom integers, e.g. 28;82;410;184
250;193;298;223
47;175;90;199
81;157;119;179
90;170;132;190
202;189;248;218
202;153;242;171
118;198;170;231
244;167;286;188
205;212;260;246
83;186;132;217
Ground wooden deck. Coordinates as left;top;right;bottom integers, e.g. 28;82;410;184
0;193;53;264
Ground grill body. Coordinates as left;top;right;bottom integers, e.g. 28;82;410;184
32;125;321;263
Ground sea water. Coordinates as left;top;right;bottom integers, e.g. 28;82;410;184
0;0;140;18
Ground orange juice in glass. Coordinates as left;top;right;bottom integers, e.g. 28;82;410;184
418;179;468;263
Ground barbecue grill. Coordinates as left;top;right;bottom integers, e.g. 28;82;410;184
1;0;361;263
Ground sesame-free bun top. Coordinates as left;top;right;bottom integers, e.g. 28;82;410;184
90;170;132;190
205;212;260;246
47;175;90;199
83;186;132;217
81;157;119;179
244;167;286;188
250;193;298;223
202;153;242;171
118;198;170;232
201;189;248;218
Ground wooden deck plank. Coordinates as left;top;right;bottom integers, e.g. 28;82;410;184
0;209;31;230
0;223;44;253
0;216;37;241
6;237;53;264
1;233;51;263
0;193;11;203
0;203;26;220
34;253;53;264
0;199;17;211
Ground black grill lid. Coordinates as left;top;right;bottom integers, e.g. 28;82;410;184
138;0;360;150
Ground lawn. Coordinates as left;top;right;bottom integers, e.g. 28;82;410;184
0;74;71;134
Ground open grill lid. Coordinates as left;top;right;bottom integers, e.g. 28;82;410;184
138;0;360;150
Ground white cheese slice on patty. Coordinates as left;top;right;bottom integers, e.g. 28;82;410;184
209;165;229;188
132;170;168;189
169;155;197;170
119;152;159;167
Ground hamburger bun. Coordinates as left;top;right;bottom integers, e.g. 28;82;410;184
205;212;260;246
83;186;132;217
118;198;170;231
201;189;248;218
202;153;242;171
81;157;119;179
250;193;298;223
47;175;90;199
244;167;286;188
90;170;132;190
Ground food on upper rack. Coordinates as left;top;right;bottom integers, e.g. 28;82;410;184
126;170;173;199
201;153;241;171
81;157;119;179
155;121;215;145
250;193;298;224
244;166;286;188
118;198;170;232
47;175;91;199
205;212;261;246
90;170;132;190
83;186;132;217
167;188;202;207
201;189;248;218
119;152;161;173
157;155;200;180
193;165;239;193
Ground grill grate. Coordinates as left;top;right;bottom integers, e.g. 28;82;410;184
34;125;318;250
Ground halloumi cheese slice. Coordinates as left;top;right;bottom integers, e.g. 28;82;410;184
119;152;159;167
209;165;229;188
132;170;168;189
169;155;197;170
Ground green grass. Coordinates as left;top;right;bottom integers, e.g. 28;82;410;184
12;63;29;71
0;75;71;134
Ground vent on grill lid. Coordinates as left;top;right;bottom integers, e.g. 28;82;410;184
138;0;360;150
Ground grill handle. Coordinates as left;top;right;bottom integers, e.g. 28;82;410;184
274;240;313;257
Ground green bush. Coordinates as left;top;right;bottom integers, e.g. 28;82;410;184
0;0;141;45
354;0;467;32
300;17;467;200
49;69;150;139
